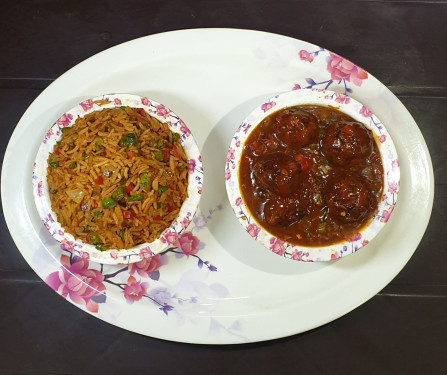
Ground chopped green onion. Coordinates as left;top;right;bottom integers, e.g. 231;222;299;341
93;210;103;218
68;162;77;169
156;139;165;149
119;229;125;241
157;202;162;209
158;185;167;194
172;132;180;143
95;137;104;151
49;161;59;168
50;189;58;194
61;127;70;133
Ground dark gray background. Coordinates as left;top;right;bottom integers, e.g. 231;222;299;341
1;1;446;374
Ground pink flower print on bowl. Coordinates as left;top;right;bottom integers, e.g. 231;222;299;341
123;276;149;305
56;113;73;127
177;232;200;257
80;99;94;111
247;223;260;238
128;254;162;279
45;255;105;313
261;101;276;113
156;105;169;118
269;238;286;256
326;52;368;86
360;105;373;118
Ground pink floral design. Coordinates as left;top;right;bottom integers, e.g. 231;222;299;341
60;239;75;253
291;250;303;261
179;120;191;136
123;276;148;305
334;93;351;104
156;105;169;118
269;238;285;255
380;206;395;223
45;255;105;313
292;83;301;90
261;101;276;113
37;181;43;197
161;230;179;245
128;254;162;278
80;251;90;260
225;170;231;181
56;113;73;127
299;50;314;62
114;98;122;105
379;134;387;143
360;105;373;118
188;159;196;174
235;197;242;206
110;252;118;260
226;148;235;163
247;223;260;238
139;247;153;259
177;232;200;257
198;186;202;194
388;181;399;194
326;52;368;86
141;97;150;106
392;160;400;170
80;99;94;111
349;233;362;242
331;252;341;260
362;240;369;247
181;217;190;229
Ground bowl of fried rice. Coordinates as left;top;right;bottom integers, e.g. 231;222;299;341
32;93;203;264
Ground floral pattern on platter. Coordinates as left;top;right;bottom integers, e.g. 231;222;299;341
32;93;203;265
225;88;400;262
293;48;368;95
45;206;220;316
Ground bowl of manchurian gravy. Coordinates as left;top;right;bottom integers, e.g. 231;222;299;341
225;89;400;262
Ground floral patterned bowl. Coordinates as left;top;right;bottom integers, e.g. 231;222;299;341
32;93;203;265
225;88;400;262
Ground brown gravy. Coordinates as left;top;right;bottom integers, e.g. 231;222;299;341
239;105;384;246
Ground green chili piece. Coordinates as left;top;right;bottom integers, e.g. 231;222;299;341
89;232;100;245
158;185;167;194
95;244;109;251
119;133;138;147
68;162;77;169
112;186;125;201
140;174;151;188
128;194;144;202
102;197;117;209
49;161;59;168
154;151;163;161
317;222;326;234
